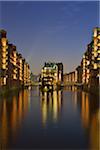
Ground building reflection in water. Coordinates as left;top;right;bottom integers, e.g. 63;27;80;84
0;99;8;149
0;87;99;149
40;90;63;126
89;109;99;150
0;89;31;149
72;90;99;150
64;85;77;92
81;92;90;128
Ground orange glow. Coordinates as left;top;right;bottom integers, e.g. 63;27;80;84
41;90;62;126
89;110;99;150
53;91;58;122
1;100;8;147
1;38;7;46
81;92;89;128
41;99;47;126
11;96;17;133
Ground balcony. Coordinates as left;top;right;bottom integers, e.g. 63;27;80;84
2;47;7;52
2;52;7;58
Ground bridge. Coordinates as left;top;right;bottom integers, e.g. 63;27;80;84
64;82;83;87
26;81;83;88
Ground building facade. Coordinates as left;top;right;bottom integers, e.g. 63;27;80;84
81;27;100;92
0;30;8;86
90;27;100;88
40;62;63;91
64;27;100;93
56;63;63;83
75;65;82;83
7;44;18;87
63;71;76;85
0;29;30;90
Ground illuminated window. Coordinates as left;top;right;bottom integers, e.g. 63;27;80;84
2;58;6;64
98;43;100;47
97;57;100;60
94;39;98;46
20;59;22;64
2;64;6;69
94;46;97;51
13;52;16;57
93;29;97;37
87;61;90;65
2;47;6;52
2;52;6;58
94;52;97;57
13;62;16;66
3;77;6;85
94;63;97;69
98;35;100;39
13;74;17;79
55;73;57;76
1;38;7;46
87;69;89;73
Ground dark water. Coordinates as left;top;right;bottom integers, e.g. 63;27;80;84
0;86;99;149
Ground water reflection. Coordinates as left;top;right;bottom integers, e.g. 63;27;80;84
72;90;99;149
0;87;99;149
64;85;77;91
0;89;30;149
40;90;63;126
89;110;99;150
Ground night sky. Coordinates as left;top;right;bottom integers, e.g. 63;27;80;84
0;1;99;74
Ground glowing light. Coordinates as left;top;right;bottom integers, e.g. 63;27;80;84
1;38;7;46
94;63;97;69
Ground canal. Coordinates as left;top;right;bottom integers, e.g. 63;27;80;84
0;86;99;149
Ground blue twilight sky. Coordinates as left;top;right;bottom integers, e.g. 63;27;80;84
0;1;99;74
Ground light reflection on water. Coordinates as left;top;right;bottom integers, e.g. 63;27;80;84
0;86;99;149
0;89;30;149
40;90;63;126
